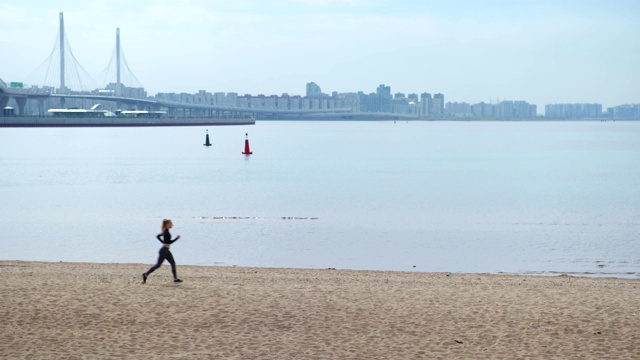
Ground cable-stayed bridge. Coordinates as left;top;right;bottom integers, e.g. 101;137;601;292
1;13;417;120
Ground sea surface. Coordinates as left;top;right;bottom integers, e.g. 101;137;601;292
1;121;639;278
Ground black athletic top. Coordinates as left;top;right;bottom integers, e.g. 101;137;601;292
156;229;178;245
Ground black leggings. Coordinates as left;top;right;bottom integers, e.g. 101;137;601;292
145;247;177;279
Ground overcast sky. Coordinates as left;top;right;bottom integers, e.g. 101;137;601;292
1;0;638;108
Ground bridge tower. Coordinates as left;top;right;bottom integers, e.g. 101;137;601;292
59;12;66;93
116;28;121;97
59;12;67;107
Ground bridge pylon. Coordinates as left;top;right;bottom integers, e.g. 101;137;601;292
59;12;66;94
0;96;9;110
15;97;27;116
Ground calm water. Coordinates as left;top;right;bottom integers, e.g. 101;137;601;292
1;121;639;278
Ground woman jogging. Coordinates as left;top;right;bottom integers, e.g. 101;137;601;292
142;219;183;283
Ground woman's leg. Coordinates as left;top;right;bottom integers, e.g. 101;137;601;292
165;250;178;280
145;248;168;276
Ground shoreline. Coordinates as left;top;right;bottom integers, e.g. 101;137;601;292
3;259;637;280
1;260;638;359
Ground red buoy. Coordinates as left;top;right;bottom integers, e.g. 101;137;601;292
242;133;253;155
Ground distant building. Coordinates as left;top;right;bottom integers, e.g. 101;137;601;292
194;90;213;105
306;82;321;97
155;92;180;102
105;83;146;99
420;93;432;118
432;93;445;117
338;92;360;111
545;103;602;119
611;104;640;120
290;95;301;110
213;92;225;106
276;94;288;109
471;102;494;118
392;93;408;114
141;83;606;121
237;95;250;108
357;91;369;112
445;102;472;118
226;92;238;107
494;100;536;119
377;84;392;112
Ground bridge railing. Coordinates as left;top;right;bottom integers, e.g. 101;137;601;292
8;88;52;95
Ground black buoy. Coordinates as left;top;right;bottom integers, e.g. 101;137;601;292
204;129;212;146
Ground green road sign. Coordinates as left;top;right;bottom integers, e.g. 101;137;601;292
10;82;24;88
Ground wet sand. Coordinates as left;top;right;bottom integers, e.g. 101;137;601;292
1;261;639;359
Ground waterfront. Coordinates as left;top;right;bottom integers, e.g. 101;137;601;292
0;115;255;127
1;121;639;277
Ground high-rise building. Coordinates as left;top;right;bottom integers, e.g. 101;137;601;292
392;93;406;113
545;103;602;119
335;92;359;111
494;100;535;119
226;92;238;107
420;93;432;118
445;102;471;117
377;84;392;112
213;92;225;106
306;82;321;97
432;93;445;117
265;95;277;109
471;102;494;118
357;91;369;112
611;104;640;120
290;96;301;110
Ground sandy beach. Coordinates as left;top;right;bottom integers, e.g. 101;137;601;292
0;261;638;359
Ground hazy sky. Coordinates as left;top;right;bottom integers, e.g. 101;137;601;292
1;0;638;108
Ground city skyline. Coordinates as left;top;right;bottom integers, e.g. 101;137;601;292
1;1;639;109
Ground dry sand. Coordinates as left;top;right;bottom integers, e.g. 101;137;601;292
0;261;639;359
